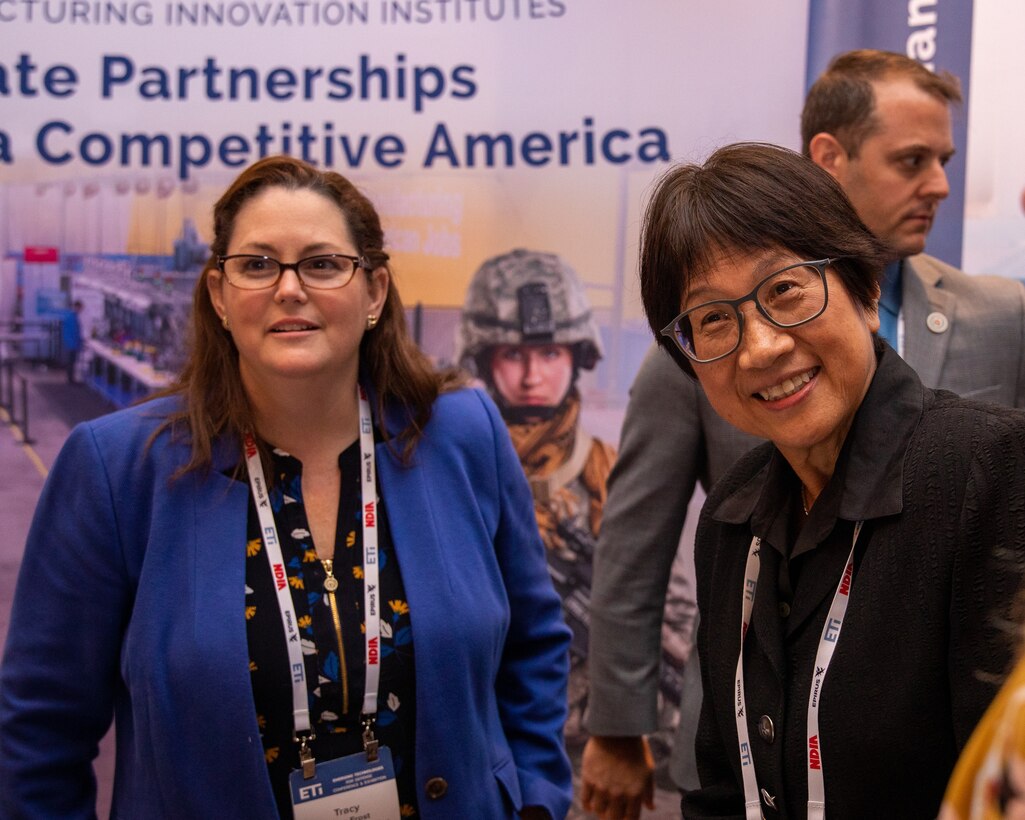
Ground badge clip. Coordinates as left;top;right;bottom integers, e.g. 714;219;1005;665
362;717;380;762
297;731;316;779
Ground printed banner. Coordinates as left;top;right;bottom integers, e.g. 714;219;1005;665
0;1;809;416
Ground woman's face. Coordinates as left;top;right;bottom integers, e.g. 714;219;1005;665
207;186;387;395
490;343;574;411
685;247;879;465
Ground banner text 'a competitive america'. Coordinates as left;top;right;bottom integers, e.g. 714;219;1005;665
1;118;671;179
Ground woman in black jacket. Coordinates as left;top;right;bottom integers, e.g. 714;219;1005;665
640;142;1025;819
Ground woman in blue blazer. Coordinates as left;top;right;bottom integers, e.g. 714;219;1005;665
0;156;572;820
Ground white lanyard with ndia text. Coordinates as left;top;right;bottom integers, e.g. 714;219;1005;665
734;520;863;820
243;384;382;774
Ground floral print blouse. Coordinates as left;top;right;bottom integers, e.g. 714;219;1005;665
243;440;418;818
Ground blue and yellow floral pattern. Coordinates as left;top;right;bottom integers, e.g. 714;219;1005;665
244;439;417;818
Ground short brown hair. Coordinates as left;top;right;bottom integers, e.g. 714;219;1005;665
801;49;962;157
157;155;460;474
640;142;888;376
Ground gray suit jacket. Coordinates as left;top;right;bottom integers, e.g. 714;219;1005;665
586;254;1025;788
902;254;1025;405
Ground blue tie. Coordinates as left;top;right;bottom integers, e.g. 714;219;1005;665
877;260;903;349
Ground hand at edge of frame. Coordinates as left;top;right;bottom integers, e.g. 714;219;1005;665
580;735;655;820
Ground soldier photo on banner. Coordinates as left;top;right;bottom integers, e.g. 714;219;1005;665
457;251;612;637
455;249;688;817
454;249;617;815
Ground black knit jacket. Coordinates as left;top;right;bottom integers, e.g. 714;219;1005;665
684;342;1025;819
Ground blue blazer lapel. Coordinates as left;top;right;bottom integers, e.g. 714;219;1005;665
190;470;274;771
193;469;252;679
199;437;254;692
374;440;453;606
374;439;479;746
139;459;279;818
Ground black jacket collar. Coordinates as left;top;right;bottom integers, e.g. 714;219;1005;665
708;340;927;532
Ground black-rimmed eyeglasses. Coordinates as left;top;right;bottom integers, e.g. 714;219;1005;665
660;259;834;364
216;254;368;291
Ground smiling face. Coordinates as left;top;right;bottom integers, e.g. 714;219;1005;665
686;248;879;468
206;186;388;397
489;343;575;412
833;78;955;259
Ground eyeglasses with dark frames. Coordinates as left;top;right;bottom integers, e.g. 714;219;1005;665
216;254;368;291
660;258;836;364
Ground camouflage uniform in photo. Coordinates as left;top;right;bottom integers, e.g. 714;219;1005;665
458;249;688;818
456;249;615;749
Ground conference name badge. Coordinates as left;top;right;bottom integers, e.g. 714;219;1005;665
288;746;401;820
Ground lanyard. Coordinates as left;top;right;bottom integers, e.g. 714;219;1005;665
244;385;382;771
734;521;863;819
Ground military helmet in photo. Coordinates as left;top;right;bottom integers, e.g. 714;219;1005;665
455;248;604;377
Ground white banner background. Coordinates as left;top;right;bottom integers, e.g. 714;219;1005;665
1;1;811;418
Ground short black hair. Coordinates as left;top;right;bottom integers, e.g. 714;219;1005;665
639;143;888;376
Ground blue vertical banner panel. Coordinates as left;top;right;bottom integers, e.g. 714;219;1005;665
806;0;974;267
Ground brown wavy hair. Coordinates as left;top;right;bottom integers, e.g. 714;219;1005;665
155;155;462;474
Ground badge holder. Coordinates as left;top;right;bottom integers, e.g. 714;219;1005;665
288;718;400;820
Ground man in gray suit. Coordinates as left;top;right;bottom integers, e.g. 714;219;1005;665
581;50;1025;820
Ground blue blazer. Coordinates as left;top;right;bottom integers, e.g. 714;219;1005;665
0;387;572;820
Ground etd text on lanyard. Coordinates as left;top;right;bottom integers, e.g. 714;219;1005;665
734;520;863;820
243;384;382;778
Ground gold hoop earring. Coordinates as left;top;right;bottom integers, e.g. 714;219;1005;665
221;315;230;330
366;314;378;330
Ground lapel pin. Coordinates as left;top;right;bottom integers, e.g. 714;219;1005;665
926;312;949;334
